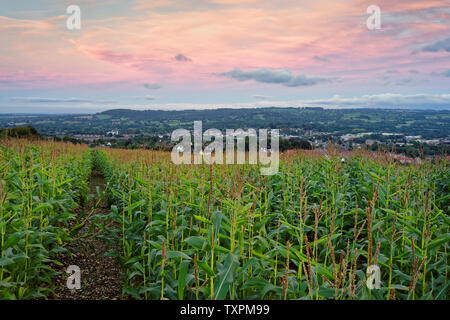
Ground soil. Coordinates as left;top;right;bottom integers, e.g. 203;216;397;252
51;171;123;300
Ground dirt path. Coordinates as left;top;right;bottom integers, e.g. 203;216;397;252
52;170;123;300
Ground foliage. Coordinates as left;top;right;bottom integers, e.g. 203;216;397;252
0;138;448;300
91;148;449;300
0;139;90;299
0;126;40;139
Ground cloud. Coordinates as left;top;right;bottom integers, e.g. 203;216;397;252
252;95;273;100
174;54;192;62
299;93;450;109
313;55;328;62
421;37;450;53
1;1;448;100
8;97;116;103
135;95;158;100
3;93;449;113
206;0;260;4
431;69;450;77
217;68;331;87
385;70;399;74
395;78;413;86
86;49;134;64
143;83;162;90
81;47;163;71
150;93;449;110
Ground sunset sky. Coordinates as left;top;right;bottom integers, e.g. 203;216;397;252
0;0;449;113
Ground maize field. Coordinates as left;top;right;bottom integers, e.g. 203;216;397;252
0;139;448;300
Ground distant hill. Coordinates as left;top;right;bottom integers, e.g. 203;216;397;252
100;107;323;123
101;106;324;117
0;107;449;139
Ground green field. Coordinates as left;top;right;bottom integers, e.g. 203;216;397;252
0;139;448;300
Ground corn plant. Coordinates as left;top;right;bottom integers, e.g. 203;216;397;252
91;148;449;300
0;139;91;299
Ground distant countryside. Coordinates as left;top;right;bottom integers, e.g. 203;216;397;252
1;107;449;159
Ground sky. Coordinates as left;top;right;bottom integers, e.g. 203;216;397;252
0;0;449;113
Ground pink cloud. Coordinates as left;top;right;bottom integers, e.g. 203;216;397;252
0;0;448;89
